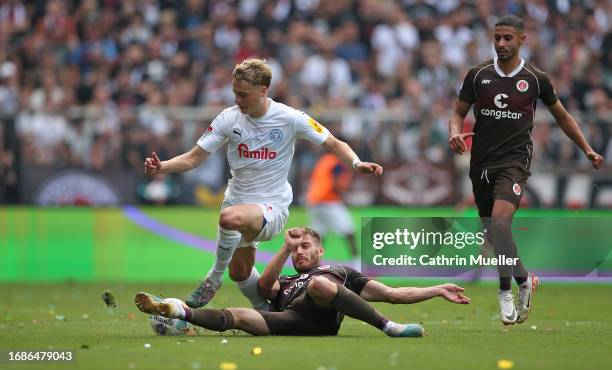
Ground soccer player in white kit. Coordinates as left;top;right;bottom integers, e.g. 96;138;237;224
144;59;383;309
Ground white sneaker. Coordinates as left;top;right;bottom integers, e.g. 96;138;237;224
498;289;517;325
135;292;187;319
186;278;221;308
517;273;539;324
383;321;425;337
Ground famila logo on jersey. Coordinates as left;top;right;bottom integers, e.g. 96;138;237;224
237;143;277;159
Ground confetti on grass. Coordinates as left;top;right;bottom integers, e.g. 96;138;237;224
251;346;262;355
219;362;237;370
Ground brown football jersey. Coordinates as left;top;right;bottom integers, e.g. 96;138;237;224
458;58;558;171
271;265;369;312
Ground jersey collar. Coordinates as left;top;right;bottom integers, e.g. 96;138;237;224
494;57;525;78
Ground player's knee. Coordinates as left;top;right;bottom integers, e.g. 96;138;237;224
491;205;514;223
226;308;243;327
307;277;336;301
490;215;511;232
219;208;242;230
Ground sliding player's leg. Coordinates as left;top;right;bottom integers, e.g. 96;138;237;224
306;276;424;337
135;292;270;335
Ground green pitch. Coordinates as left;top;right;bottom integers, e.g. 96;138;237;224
1;206;611;369
3;206;611;282
1;282;611;370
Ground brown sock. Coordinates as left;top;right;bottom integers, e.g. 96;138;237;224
329;284;388;330
184;308;235;332
491;219;515;290
512;242;528;285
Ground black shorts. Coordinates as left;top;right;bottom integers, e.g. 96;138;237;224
258;294;341;336
469;166;530;217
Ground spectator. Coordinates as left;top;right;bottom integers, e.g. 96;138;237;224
0;0;607;205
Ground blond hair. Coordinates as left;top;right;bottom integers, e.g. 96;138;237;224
232;58;272;87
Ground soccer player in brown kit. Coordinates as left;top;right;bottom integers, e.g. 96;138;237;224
134;227;471;337
448;15;604;325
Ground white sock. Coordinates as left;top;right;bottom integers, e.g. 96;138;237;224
236;267;270;311
176;305;186;319
166;298;186;319
206;226;242;287
382;321;403;337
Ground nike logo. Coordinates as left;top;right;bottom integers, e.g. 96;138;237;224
505;307;517;321
233;130;242;137
218;245;231;251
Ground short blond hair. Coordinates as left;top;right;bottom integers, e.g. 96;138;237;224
232;58;272;87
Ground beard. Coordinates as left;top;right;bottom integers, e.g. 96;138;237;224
496;48;516;61
292;258;319;273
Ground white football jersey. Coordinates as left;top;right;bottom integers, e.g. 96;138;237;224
197;99;330;208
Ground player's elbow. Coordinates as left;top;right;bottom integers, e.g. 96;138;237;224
186;146;207;169
322;135;342;152
257;279;269;293
258;279;276;300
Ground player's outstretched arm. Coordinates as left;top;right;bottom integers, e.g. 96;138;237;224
144;145;210;176
448;99;474;155
359;280;470;305
321;134;383;175
547;101;604;169
258;228;304;300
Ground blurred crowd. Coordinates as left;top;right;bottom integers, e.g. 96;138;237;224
0;0;610;204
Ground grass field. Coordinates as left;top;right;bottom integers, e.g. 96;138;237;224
1;206;612;370
1;282;611;370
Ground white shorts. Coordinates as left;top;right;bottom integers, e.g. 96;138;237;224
221;200;288;249
307;203;354;237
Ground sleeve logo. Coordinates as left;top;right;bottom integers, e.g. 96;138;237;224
308;117;324;134
204;126;213;137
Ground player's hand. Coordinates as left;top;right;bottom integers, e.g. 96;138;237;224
144;152;162;175
355;162;383;176
437;283;471;304
585;151;604;169
448;133;474;155
283;228;304;252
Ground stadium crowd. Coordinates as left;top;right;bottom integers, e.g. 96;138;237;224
0;0;610;204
